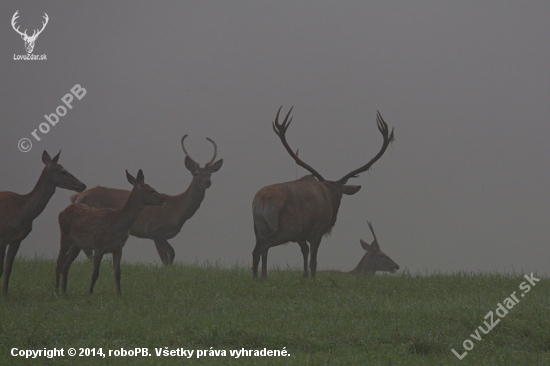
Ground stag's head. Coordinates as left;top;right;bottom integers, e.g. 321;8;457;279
352;222;400;275
42;150;86;192
11;11;49;54
272;106;394;198
181;135;223;189
126;170;166;206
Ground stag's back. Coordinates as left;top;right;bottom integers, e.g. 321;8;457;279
253;175;336;241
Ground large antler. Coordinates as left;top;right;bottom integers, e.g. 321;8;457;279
337;111;394;184
181;135;218;165
11;11;26;37
31;13;49;39
272;106;325;182
11;11;49;40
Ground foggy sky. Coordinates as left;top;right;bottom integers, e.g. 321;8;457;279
2;1;549;275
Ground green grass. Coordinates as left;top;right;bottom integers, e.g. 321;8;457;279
1;257;549;365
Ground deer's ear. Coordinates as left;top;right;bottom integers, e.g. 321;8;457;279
184;156;198;172
126;170;138;186
209;159;223;173
51;151;61;165
360;239;371;251
342;185;361;195
42;151;51;165
136;169;144;184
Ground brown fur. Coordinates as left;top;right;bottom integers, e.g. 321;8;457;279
70;136;223;265
252;107;394;279
55;170;165;295
0;151;86;295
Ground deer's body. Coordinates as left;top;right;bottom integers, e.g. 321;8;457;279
0;151;86;295
71;136;222;265
56;170;165;295
253;107;394;279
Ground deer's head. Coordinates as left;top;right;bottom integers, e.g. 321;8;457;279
126;170;166;206
42;151;87;192
12;11;49;54
181;135;223;189
352;222;400;275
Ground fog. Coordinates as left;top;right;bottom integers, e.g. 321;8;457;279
2;1;549;274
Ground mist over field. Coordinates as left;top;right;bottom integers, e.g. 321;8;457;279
1;1;549;275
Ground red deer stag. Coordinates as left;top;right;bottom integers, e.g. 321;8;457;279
71;135;223;265
0;151;86;295
349;222;399;275
252;107;394;279
56;170;166;295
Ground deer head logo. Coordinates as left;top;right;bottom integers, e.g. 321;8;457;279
11;11;49;54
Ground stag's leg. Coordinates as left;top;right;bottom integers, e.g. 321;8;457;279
260;245;270;279
297;241;309;278
56;235;72;293
309;237;323;279
252;225;261;278
0;243;7;281
89;249;104;294
61;245;81;293
3;241;22;295
153;239;174;266
112;249;122;295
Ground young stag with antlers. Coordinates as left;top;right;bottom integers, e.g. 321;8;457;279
252;107;394;279
56;170;166;295
0;151;86;295
349;222;399;275
71;136;223;265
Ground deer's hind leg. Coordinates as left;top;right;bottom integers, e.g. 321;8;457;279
61;244;81;293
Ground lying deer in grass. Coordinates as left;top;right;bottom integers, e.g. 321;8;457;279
71;135;223;265
349;222;399;275
56;170;166;295
0;151;86;295
253;107;394;279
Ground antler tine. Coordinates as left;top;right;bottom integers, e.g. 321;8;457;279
271;106;325;182
180;134;197;162
11;11;27;36
205;137;217;165
337;110;394;184
367;221;377;241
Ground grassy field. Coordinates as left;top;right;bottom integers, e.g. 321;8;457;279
0;258;548;365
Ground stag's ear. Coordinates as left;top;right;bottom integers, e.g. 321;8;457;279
360;239;371;251
342;185;361;195
42;151;52;165
51;151;61;165
126;170;138;186
184;156;198;172
208;159;223;173
136;169;144;184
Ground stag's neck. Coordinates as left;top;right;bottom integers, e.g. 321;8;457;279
174;179;206;221
324;183;344;231
115;191;147;233
22;167;56;221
